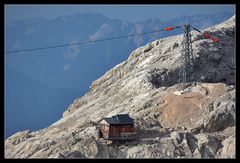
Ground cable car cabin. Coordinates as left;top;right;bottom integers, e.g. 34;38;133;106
98;114;136;140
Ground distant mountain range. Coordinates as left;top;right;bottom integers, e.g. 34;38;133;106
5;11;234;138
5;67;81;138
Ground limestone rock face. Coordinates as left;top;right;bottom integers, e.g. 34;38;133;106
5;16;235;158
219;135;235;158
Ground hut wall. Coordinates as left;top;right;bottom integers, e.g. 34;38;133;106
109;124;134;138
100;124;110;138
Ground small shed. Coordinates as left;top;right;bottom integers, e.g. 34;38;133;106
98;114;136;140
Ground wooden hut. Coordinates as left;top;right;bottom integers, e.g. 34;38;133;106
98;114;136;140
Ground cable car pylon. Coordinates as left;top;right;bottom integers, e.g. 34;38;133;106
163;24;220;92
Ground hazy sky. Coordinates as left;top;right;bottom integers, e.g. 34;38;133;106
5;4;235;23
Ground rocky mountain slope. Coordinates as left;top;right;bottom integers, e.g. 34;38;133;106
5;16;235;158
5;12;233;138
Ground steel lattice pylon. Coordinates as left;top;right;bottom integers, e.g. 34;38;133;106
162;24;220;91
178;24;195;90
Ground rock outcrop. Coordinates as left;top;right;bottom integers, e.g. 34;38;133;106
5;16;235;158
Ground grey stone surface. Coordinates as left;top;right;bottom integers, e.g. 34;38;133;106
5;16;235;158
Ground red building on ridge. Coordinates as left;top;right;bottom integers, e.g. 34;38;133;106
98;114;136;140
